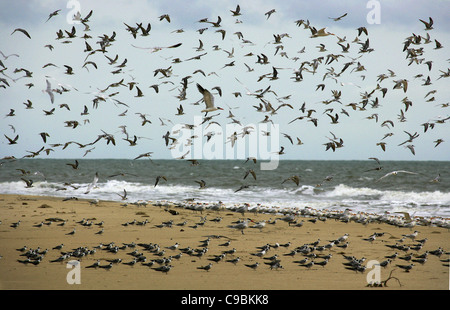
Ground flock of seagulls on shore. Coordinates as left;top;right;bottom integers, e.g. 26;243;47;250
1;4;448;166
3;199;449;287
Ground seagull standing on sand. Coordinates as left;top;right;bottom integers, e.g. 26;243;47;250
227;219;251;234
402;230;419;241
197;263;213;271
245;262;259;270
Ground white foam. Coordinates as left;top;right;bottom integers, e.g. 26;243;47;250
1;180;449;218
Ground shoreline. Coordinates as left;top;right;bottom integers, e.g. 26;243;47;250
0;194;448;290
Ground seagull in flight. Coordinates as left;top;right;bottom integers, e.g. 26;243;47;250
196;83;223;114
376;170;419;182
84;172;99;194
43;79;55;103
329;13;347;21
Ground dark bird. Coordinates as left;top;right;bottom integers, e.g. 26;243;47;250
329;13;347;21
21;178;33;188
155;175;167;187
64;65;74;75
5;134;19;145
419;17;433;30
135;86;144;97
195;180;207;189
396;263;415;272
244;169;256;180
282;175;300;186
235;185;250;193
265;9;276;19
46;9;61;22
197;263;213;271
66;160;79;169
11;28;31;39
230;5;241;16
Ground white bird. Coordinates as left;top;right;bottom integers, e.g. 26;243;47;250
402;230;419;240
337;233;349;243
84;172;99;194
227;219;250;234
376;170;419;182
165;243;179;250
43;79;55;103
251;249;267;257
196;83;223;114
250;220;266;230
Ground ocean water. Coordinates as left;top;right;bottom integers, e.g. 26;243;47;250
0;159;449;219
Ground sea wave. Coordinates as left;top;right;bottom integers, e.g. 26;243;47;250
1;180;449;218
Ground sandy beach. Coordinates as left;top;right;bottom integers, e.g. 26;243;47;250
0;194;448;290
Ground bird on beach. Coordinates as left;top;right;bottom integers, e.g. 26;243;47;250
227;219;251;234
276;214;297;225
197;263;213;271
99;263;114;270
66;228;76;235
396;263;415;272
245;262;259;270
152;265;173;273
402;230;419;240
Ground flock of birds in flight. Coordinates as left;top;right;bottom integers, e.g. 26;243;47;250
1;5;449;191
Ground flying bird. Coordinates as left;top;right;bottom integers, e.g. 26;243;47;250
329;13;347;21
195;180;207;189
265;9;276;19
155;175;167;187
196;83;223;114
5;134;19;145
419;17;433;30
230;5;241;16
376;170;419;182
11;28;31;39
46;9;61;22
84;172;99;194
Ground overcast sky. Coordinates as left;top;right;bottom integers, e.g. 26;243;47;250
0;0;449;161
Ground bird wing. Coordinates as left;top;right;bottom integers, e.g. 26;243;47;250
46;80;55;103
376;172;394;182
394;212;412;222
397;170;418;175
197;83;214;108
85;173;99;194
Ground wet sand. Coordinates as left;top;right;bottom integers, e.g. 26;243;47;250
0;194;448;290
